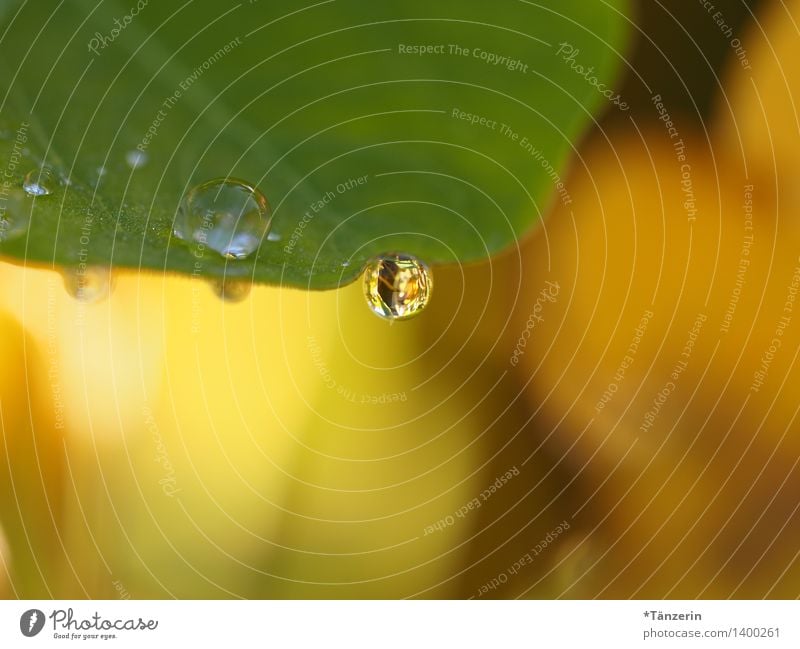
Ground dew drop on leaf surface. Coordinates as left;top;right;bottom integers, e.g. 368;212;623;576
22;166;57;196
174;178;272;260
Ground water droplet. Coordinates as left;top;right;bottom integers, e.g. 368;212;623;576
174;178;272;260
0;189;31;242
211;277;252;303
126;150;148;169
23;166;57;196
363;253;432;320
92;165;107;186
63;266;114;303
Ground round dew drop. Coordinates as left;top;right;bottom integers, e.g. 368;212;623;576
125;150;148;169
174;178;272;260
363;253;432;320
23;166;57;196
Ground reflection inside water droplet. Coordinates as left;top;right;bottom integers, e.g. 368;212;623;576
211;277;252;303
63;266;114;303
23;166;57;196
174;178;272;260
363;253;432;320
0;189;31;242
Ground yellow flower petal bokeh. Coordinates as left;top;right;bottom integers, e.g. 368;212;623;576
0;262;518;597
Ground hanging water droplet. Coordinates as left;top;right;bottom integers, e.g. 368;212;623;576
0;189;31;243
211;277;252;303
363;253;432;320
23;166;57;196
174;178;272;260
62;266;114;303
125;150;148;169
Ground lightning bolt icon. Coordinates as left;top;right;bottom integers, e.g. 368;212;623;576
28;611;37;632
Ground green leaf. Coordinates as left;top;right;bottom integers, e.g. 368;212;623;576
0;0;631;289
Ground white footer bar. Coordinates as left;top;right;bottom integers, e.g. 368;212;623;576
0;600;796;648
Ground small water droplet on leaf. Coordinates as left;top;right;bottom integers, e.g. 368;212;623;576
23;166;57;196
174;178;272;260
125;150;148;169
